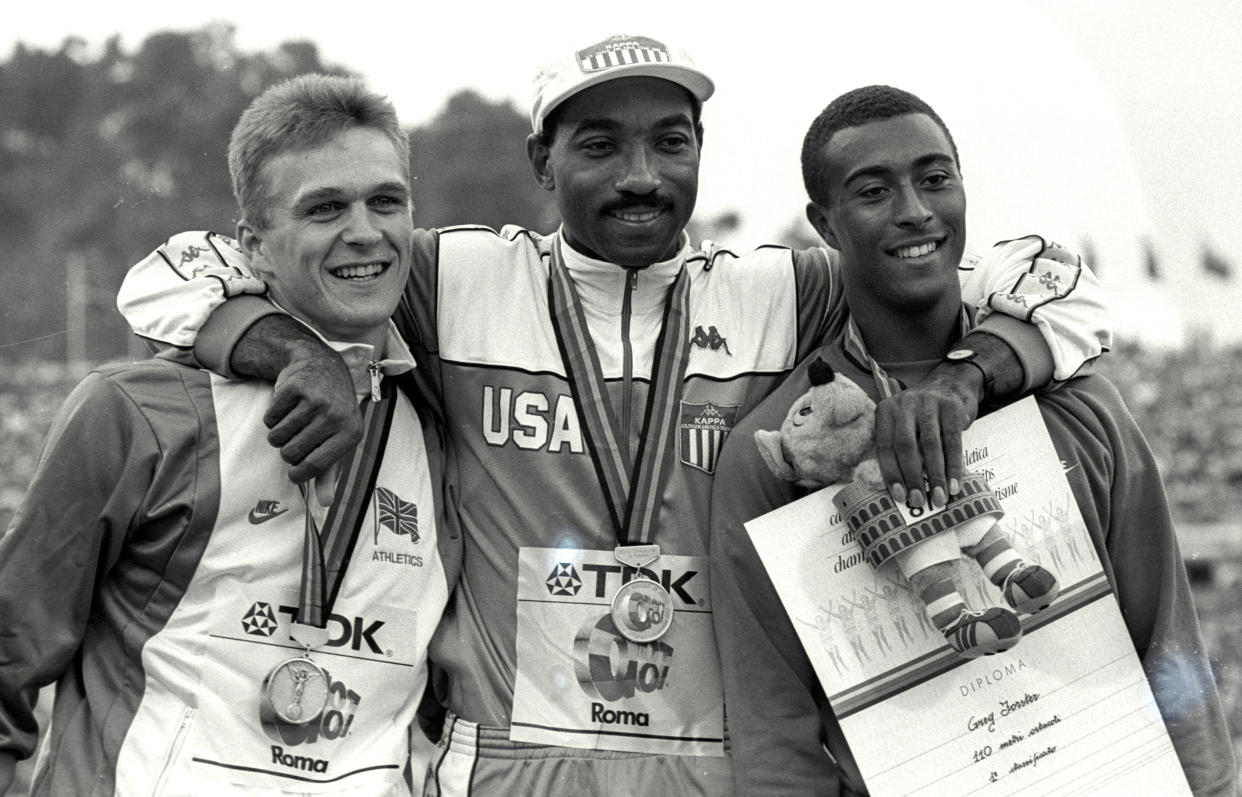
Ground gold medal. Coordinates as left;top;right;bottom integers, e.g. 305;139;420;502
550;249;691;646
610;576;674;643
263;655;330;725
611;544;674;643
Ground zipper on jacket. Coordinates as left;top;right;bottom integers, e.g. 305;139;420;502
150;706;196;797
368;361;382;402
620;268;638;463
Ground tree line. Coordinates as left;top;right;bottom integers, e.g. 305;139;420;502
0;24;556;362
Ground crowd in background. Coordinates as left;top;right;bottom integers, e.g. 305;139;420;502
1096;341;1242;524
0;360;73;532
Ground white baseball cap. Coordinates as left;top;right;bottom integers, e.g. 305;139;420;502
530;34;715;135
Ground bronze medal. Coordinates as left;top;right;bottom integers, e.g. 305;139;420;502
263;655;330;725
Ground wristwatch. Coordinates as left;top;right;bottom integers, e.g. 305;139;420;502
945;348;994;397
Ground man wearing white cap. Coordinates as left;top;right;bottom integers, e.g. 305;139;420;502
117;34;1110;795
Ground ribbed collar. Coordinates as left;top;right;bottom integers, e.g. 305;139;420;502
557;228;691;318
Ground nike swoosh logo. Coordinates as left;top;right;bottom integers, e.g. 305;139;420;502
248;507;289;524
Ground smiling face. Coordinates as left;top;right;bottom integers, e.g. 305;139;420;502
807;113;966;318
238;126;413;347
528;76;700;267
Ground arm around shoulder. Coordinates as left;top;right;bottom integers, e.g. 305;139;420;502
119;229;365;482
220;314;362;483
116;231;267;351
961;235;1112;381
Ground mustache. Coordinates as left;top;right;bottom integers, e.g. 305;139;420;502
599;195;672;215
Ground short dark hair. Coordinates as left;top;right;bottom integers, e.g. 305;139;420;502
534;86;704;149
229;74;409;228
800;85;959;206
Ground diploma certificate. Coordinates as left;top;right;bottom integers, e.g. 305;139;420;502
745;398;1190;796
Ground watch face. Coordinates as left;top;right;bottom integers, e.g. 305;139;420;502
946;348;976;361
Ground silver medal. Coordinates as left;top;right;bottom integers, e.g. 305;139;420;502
263;655;330;725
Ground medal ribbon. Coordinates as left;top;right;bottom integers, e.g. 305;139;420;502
840;307;977;399
295;377;398;630
547;241;692;545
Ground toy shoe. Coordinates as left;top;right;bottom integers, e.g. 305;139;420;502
1001;562;1060;614
943;607;1023;657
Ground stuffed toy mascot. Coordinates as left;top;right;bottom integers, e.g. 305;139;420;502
755;358;1059;658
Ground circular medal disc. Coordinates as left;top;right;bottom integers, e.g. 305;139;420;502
264;657;330;726
610;578;674;643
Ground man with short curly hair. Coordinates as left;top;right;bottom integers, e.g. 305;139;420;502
711;84;1236;797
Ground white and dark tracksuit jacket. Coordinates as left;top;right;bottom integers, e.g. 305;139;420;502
0;331;458;796
710;322;1238;797
113;227;1108;796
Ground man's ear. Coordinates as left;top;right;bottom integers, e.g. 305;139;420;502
236;220;270;277
805;201;840;250
526;133;555;192
237;220;261;257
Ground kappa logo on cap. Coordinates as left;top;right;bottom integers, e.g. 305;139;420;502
576;35;671;74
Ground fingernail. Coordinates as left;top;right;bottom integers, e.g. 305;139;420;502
932;487;946;508
949;478;960;496
909;489;925;509
890;483;907;504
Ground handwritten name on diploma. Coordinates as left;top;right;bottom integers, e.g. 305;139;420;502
967;691;1042;733
966;689;1063;783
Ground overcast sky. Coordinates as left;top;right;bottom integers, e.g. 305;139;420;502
7;0;1241;347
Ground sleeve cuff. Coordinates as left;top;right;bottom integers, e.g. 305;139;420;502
195;296;284;379
975;313;1054;394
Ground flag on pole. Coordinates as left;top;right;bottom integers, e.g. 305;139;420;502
1144;240;1161;280
1202;244;1233;279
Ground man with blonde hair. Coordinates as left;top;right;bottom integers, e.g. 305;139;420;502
0;74;457;795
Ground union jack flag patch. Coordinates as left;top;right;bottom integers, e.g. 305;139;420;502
679;400;740;474
375;486;419;544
